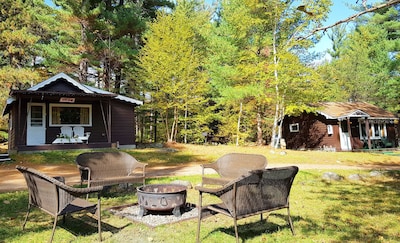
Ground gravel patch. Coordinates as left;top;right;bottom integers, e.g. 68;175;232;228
109;203;198;227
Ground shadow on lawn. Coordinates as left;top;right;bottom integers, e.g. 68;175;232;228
0;190;128;242
60;215;130;237
212;213;301;242
305;171;400;242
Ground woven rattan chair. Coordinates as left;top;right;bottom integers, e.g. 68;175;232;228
76;151;147;188
201;153;267;186
196;166;299;243
16;165;104;242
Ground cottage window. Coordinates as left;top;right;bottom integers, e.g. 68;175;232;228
49;104;92;126
327;125;333;135
358;121;387;140
289;123;299;132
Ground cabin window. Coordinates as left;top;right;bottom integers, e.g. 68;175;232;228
327;125;333;135
358;121;387;139
49;104;92;126
289;123;299;132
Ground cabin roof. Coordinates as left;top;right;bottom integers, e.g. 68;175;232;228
3;73;143;115
316;102;396;120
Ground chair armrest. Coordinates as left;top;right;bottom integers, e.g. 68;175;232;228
195;185;222;194
132;162;148;176
195;182;234;196
134;162;148;170
54;178;104;196
200;162;219;177
201;177;231;186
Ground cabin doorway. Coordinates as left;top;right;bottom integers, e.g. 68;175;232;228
27;103;46;145
339;120;352;151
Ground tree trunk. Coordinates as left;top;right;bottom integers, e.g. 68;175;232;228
79;58;88;83
271;13;283;149
256;106;263;145
236;102;242;146
115;62;121;94
103;57;110;91
184;105;188;144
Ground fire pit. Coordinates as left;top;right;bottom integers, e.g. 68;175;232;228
137;184;187;217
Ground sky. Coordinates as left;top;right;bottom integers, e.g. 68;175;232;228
311;0;358;53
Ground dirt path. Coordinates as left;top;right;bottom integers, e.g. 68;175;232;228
1;162;400;193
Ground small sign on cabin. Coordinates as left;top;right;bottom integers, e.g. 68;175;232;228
59;97;75;103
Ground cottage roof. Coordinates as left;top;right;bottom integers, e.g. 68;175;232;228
3;73;143;115
28;73;94;93
316;102;396;120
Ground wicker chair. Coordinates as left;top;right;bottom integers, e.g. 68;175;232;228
76;151;147;188
196;166;299;243
16;165;104;242
201;153;267;186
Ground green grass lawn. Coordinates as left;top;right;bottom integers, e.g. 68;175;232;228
1;144;400;242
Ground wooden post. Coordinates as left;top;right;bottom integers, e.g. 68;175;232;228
347;118;353;150
365;118;371;149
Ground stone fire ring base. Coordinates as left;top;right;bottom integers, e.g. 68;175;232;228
108;203;198;227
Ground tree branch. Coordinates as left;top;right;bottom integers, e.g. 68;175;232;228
298;0;400;40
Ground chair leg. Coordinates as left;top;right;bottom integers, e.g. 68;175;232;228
50;215;58;243
196;192;203;243
97;196;102;242
233;218;239;243
287;207;295;235
22;205;32;230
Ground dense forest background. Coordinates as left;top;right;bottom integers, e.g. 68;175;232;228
0;0;399;145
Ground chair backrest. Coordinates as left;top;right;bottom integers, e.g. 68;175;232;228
215;153;267;178
16;166;61;216
60;126;73;138
76;151;139;179
221;166;298;218
73;126;85;137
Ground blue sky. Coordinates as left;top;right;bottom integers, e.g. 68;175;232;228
312;1;358;53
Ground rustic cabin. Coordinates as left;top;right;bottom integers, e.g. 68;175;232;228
3;73;143;152
281;102;398;151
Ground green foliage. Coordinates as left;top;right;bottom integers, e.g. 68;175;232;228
0;0;398;146
136;1;210;142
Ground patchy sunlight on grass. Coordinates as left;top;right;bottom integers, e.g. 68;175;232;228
1;144;400;242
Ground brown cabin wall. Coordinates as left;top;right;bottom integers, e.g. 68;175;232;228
8;97;138;151
111;101;136;145
282;113;341;150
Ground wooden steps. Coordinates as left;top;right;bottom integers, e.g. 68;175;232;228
0;153;11;162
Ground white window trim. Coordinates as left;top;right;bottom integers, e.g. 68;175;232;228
49;103;92;127
289;123;299;132
327;125;333;135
